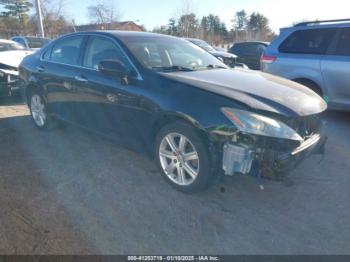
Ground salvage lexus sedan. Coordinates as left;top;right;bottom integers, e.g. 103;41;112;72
19;31;327;193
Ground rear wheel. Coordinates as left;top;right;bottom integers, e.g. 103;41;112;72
154;122;214;193
28;91;54;130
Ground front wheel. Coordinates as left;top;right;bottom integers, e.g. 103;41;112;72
154;122;214;193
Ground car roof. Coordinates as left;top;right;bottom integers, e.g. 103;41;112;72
94;30;176;38
185;37;204;41
59;31;181;42
281;21;350;32
11;36;50;40
234;41;270;45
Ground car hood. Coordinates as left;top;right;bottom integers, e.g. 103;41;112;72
0;50;33;68
210;51;237;59
161;69;327;117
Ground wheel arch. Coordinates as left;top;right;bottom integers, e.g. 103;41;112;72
293;77;324;96
151;112;210;145
25;81;46;104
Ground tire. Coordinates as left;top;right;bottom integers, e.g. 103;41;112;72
154;122;214;193
28;90;55;130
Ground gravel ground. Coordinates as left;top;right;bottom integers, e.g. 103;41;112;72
0;96;349;255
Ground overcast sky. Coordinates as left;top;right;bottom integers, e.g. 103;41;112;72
67;0;350;32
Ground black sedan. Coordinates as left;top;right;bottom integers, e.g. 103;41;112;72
19;31;327;193
229;41;270;70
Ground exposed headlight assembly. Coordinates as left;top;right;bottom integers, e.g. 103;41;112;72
221;108;303;141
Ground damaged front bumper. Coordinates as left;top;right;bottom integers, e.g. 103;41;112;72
222;129;327;178
275;133;327;173
0;69;20;97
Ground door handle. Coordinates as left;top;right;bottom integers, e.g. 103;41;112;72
36;65;45;73
63;81;75;91
74;75;88;82
106;93;118;103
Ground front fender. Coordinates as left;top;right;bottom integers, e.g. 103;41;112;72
157;109;235;136
149;76;244;140
154;92;239;143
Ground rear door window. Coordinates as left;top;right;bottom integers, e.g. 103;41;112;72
279;28;337;54
255;44;267;55
241;44;255;54
42;47;52;60
335;28;350;56
232;43;265;56
14;37;27;48
231;44;244;55
51;35;84;66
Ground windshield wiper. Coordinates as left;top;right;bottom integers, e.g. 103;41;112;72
206;64;227;69
152;65;194;72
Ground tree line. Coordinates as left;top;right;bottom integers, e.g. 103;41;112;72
0;0;74;38
0;0;276;44
153;10;276;46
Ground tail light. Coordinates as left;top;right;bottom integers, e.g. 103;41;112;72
261;54;277;64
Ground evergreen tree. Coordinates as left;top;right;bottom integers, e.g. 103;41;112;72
0;0;33;29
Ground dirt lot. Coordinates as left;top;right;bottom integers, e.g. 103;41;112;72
0;96;349;255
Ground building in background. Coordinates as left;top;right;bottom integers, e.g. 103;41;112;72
75;21;145;32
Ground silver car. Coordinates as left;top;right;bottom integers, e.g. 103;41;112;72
262;19;350;111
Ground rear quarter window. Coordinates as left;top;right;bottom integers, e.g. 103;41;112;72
51;36;84;66
335;28;350;56
279;28;337;55
231;44;244;55
42;47;52;60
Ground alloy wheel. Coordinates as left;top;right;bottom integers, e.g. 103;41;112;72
30;94;46;127
159;133;200;186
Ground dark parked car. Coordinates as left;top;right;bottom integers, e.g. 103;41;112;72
186;38;247;68
20;31;327;192
11;36;51;51
229;41;269;70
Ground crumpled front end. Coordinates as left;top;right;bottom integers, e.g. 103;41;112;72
0;65;20;97
216;114;327;180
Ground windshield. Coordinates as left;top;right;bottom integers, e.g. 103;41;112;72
26;37;50;49
0;42;25;52
191;39;216;52
121;36;227;71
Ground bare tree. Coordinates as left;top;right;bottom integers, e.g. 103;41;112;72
178;0;194;16
0;16;21;38
88;0;122;28
27;0;73;37
177;13;198;38
173;0;200;38
40;0;66;20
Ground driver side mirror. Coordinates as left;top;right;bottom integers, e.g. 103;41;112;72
98;59;129;77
